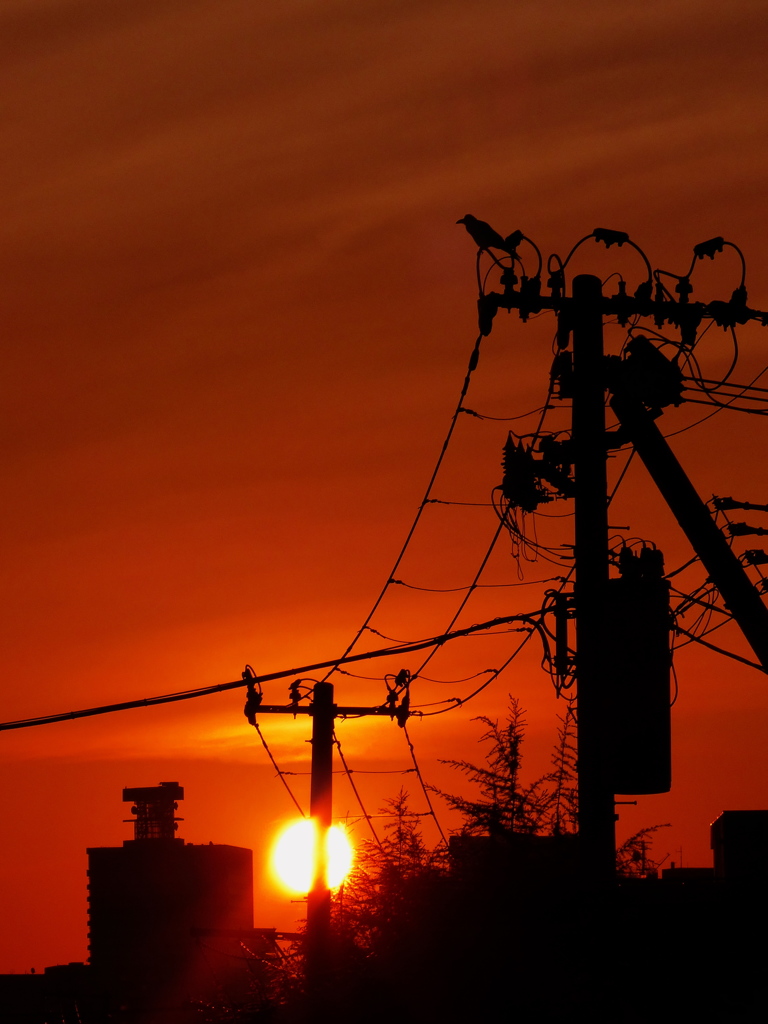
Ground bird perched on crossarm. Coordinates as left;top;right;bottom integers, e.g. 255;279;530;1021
457;214;521;256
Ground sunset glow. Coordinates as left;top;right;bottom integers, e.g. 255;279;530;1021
4;0;768;979
271;820;354;893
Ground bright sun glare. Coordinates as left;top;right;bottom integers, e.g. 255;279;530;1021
272;819;354;893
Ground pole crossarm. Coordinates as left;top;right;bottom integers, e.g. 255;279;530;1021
245;704;403;718
479;290;768;337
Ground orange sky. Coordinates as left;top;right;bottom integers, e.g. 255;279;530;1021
3;0;768;972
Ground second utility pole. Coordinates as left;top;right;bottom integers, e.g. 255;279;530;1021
243;671;411;1019
570;274;615;882
305;680;334;1000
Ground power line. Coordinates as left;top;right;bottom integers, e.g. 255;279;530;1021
673;625;764;672
665;355;768;437
253;721;306;818
402;722;448;848
389;575;559;594
669;583;729;620
414;628;536;715
681;395;768;416
320;332;485;683
333;730;383;849
280;769;415;776
459;404;552;422
684;375;768;395
0;613;537;733
412;516;510;679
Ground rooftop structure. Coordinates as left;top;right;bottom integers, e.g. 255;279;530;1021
122;780;184;842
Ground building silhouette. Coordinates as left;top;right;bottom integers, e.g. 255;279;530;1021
711;809;768;881
86;781;256;1022
2;788;768;1021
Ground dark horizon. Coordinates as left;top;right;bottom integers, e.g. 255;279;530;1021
3;0;768;977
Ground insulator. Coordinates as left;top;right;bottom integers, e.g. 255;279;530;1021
693;236;724;260
549;268;565;302
743;549;768;566
593;228;629;248
616;544;664;581
519;275;542;320
617;547;641;580
713;496;768;513
728;522;768;537
395;694;410;728
500;435;550;512
714;496;739;511
731;284;748;307
500;268;518;292
638;545;664;578
708;299;737;329
612;279;631;326
675;276;693;302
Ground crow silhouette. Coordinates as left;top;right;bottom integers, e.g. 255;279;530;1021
457;214;508;252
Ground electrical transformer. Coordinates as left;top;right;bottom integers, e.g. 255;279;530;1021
603;547;672;794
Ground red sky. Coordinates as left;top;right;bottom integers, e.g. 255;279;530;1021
2;0;768;972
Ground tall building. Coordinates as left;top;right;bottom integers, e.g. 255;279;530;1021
87;782;256;1022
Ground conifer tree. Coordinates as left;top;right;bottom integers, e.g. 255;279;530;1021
333;789;445;957
433;697;578;838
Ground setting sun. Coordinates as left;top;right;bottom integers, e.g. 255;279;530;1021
271;820;354;893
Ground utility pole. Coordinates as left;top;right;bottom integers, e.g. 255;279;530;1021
242;668;411;1017
305;681;334;1009
570;274;615;882
473;223;768;882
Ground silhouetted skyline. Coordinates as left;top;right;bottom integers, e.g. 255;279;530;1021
3;0;768;974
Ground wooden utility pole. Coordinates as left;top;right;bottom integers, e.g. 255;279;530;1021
305;681;335;1008
243;670;411;1019
570;274;615;882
